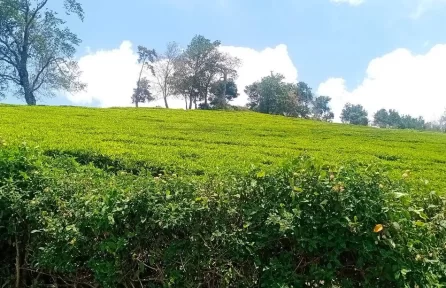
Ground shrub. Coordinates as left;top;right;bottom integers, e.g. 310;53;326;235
0;145;445;287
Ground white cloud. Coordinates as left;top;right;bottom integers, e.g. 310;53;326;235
330;0;364;6
69;41;298;108
411;0;446;18
219;44;298;106
318;44;446;122
67;41;139;107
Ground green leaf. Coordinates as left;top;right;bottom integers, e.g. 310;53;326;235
415;221;425;227
293;186;303;192
256;171;266;178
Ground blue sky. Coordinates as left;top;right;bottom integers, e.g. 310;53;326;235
4;0;446;120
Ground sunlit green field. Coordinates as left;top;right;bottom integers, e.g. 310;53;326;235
1;105;446;190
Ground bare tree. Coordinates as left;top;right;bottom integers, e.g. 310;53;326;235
152;42;180;109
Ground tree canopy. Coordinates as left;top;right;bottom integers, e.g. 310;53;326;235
341;103;369;126
373;108;427;130
0;0;86;105
245;73;333;120
170;35;240;110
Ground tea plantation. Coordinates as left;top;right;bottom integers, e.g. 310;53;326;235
1;105;445;287
1;105;446;186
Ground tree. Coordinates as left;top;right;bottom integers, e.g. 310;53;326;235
152;42;180;109
131;78;154;107
173;35;221;109
0;0;86;105
387;109;401;127
440;110;446;132
312;96;334;122
341;103;369;126
208;79;238;109
296;82;314;118
245;73;292;115
246;76;334;119
172;35;240;110
373;109;389;128
399;114;425;130
132;45;156;108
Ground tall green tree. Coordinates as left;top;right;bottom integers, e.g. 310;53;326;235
312;96;334;122
132;45;156;108
373;108;389;128
0;0;85;105
388;109;401;127
245;73;294;115
399;115;425;130
208;79;238;109
173;35;240;109
174;35;221;109
296;82;314;118
246;76;333;119
341;103;369;126
132;78;154;107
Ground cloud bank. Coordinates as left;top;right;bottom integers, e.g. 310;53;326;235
68;41;298;108
69;41;446;123
318;45;446;122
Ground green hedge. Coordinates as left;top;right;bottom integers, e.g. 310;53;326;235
0;145;445;287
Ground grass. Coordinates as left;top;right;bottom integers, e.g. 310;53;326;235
1;104;446;190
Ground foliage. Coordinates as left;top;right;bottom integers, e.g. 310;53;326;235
0;145;445;287
132;46;157;107
399;114;425;130
208;79;239;109
0;0;86;105
1;105;446;190
374;108;390;128
426;111;446;132
132;78;154;107
171;35;240;110
373;108;427;130
341;103;369;126
246;73;297;116
295;81;314;118
246;74;333;120
312;96;334;122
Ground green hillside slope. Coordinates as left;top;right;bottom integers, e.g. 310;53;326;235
1;105;445;189
1;105;446;286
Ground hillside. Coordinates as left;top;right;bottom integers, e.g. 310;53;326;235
1;105;446;287
1;105;446;187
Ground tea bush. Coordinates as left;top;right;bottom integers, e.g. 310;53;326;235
1;145;445;287
1;105;446;189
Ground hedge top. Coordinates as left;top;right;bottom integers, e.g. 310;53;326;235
0;105;445;190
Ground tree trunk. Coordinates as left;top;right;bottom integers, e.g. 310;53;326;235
194;97;197;109
189;95;193;110
20;72;36;105
20;15;36;106
24;89;36;105
184;96;188;110
222;72;227;108
163;96;169;109
135;101;138;108
19;54;36;105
